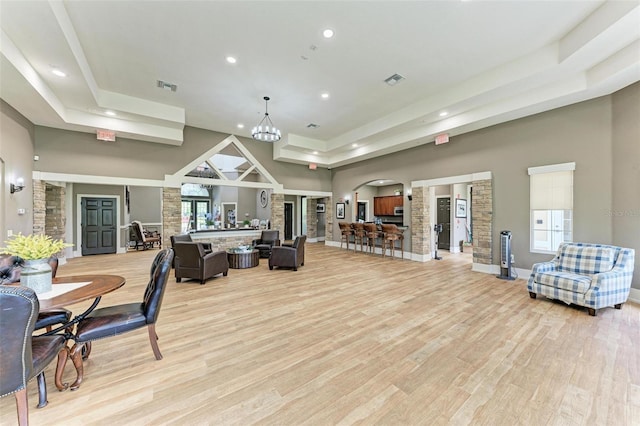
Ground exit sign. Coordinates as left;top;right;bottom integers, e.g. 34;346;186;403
97;129;116;141
435;133;449;145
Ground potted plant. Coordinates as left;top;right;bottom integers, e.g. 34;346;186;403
242;219;251;228
1;233;72;294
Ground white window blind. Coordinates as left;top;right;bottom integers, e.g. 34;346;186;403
530;171;573;210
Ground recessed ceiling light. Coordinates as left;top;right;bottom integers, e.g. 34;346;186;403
237;124;244;129
105;110;116;116
321;93;330;99
439;111;448;117
322;29;334;39
313;151;319;155
352;143;358;148
226;56;237;64
52;68;66;77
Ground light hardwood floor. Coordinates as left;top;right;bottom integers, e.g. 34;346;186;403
2;243;638;425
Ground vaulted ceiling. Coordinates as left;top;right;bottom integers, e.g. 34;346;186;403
1;1;638;168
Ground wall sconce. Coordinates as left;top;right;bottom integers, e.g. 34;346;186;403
10;178;24;194
344;195;350;205
407;190;412;201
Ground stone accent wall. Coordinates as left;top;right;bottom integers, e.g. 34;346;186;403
192;231;262;252
270;193;284;233
472;179;493;264
411;186;431;257
162;187;182;247
324;197;333;242
45;184;65;242
32;180;46;236
306;198;317;239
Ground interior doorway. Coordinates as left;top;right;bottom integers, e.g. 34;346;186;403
81;197;117;255
356;201;368;221
437;197;451;250
222;202;237;228
284;202;293;240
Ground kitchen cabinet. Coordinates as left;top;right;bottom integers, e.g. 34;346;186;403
373;195;403;216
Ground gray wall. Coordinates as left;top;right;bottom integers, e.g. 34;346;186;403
32;125;332;191
331;84;638;290
0;100;35;238
129;186;162;223
612;82;640;290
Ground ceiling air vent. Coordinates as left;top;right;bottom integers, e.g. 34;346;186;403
156;80;177;92
384;73;405;86
307;123;319;128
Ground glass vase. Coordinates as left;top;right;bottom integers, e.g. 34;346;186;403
21;259;52;294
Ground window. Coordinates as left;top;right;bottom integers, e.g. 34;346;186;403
528;162;575;253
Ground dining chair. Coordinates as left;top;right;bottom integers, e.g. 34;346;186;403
0;254;72;332
68;249;174;390
0;286;69;426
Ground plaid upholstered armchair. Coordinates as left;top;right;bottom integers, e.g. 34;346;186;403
527;242;635;316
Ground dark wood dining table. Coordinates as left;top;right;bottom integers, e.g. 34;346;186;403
39;275;126;311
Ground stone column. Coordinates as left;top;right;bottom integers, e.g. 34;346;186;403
325;197;333;242
45;184;65;242
306;198;317;239
411;186;431;259
472;179;493;265
32;180;46;235
270;193;284;232
162;187;182;247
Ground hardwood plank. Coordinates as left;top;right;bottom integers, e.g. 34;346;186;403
1;244;639;425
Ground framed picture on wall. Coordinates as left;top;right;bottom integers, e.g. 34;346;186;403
336;203;345;219
455;198;467;218
316;203;325;213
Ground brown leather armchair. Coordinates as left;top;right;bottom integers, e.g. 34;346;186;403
252;230;280;258
173;242;229;284
170;234;212;267
269;235;306;271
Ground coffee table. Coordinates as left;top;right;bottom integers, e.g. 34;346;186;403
227;248;259;269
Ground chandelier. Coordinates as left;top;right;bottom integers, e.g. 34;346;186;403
252;96;281;142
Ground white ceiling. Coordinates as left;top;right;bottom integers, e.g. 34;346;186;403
1;1;639;169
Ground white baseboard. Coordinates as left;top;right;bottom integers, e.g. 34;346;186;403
307;237;318;243
472;263;500;274
325;240;340;248
411;253;431;262
630;288;640;304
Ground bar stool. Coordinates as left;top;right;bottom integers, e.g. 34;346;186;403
381;224;404;259
363;223;379;254
338;222;353;250
351;223;366;252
